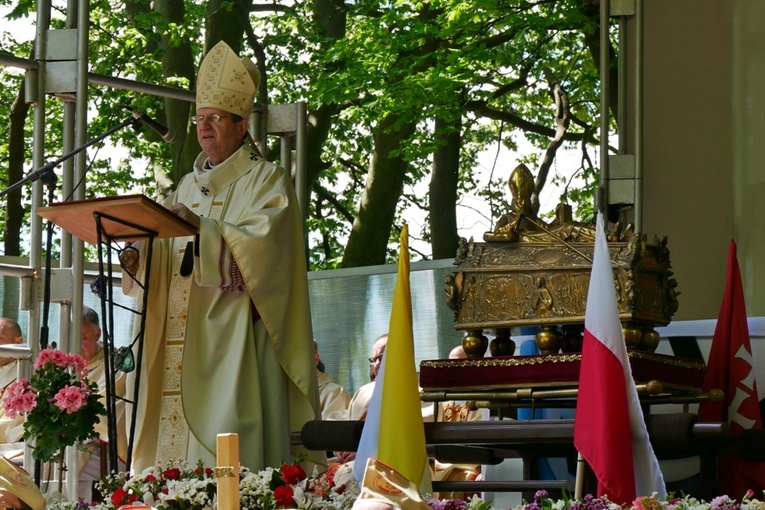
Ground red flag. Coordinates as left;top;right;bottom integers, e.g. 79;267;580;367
574;212;665;504
698;240;765;498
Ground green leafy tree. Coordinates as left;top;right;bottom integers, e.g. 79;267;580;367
0;0;615;269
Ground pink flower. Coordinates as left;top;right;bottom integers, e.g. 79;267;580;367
34;348;71;369
52;385;90;414
50;349;70;368
632;496;663;510
67;353;88;373
3;380;37;418
34;349;56;369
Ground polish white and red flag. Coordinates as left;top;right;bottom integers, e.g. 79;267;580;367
698;240;765;499
574;211;666;504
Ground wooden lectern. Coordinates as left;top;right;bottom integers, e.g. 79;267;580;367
36;194;196;474
36;194;196;245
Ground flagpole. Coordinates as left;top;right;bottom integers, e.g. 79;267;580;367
575;452;585;499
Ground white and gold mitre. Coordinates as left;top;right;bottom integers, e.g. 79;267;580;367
196;40;261;118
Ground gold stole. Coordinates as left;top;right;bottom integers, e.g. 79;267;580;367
155;186;229;465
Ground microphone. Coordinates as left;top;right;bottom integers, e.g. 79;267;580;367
125;106;177;143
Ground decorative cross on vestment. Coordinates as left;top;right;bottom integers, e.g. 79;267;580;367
201;186;210;195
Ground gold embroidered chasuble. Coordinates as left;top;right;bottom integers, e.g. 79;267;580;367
126;145;321;472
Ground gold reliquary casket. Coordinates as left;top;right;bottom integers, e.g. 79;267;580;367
445;163;680;357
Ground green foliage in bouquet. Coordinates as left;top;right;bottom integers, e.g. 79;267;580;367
3;348;106;463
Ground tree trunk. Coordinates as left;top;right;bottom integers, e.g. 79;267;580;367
5;79;29;256
341;114;415;268
205;0;250;55
429;112;461;260
581;2;619;121
154;0;201;186
306;0;347;191
305;0;347;191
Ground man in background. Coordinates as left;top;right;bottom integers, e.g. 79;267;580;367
329;334;482;495
0;319;24;448
78;306;127;499
328;334;389;426
326;334;388;463
315;340;351;419
81;306;127;460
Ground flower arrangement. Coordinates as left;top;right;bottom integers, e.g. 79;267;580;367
3;348;106;463
97;461;217;510
511;490;765;510
238;461;356;509
87;459;358;510
44;461;765;510
426;494;495;510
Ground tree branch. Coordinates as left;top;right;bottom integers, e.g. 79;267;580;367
464;100;586;142
531;68;570;214
313;183;356;223
490;64;532;100
249;2;288;12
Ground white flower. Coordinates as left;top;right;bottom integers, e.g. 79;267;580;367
158;478;213;508
743;501;765;510
550;500;566;510
332;463;355;489
143;492;156;507
467;494;489;510
292;485;308;509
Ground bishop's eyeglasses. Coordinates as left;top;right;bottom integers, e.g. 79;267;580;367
191;114;233;125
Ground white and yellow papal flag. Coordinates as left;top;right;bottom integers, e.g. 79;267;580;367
352;225;432;500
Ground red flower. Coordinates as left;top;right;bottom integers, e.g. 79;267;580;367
280;464;306;485
110;487;129;506
325;464;340;487
145;474;156;483
273;485;294;508
163;468;181;480
205;467;213;476
127;494;139;504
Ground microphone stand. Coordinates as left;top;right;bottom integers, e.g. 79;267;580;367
0;115;144;486
0;117;142;200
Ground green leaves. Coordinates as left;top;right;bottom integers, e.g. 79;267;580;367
19;353;106;463
0;0;611;267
